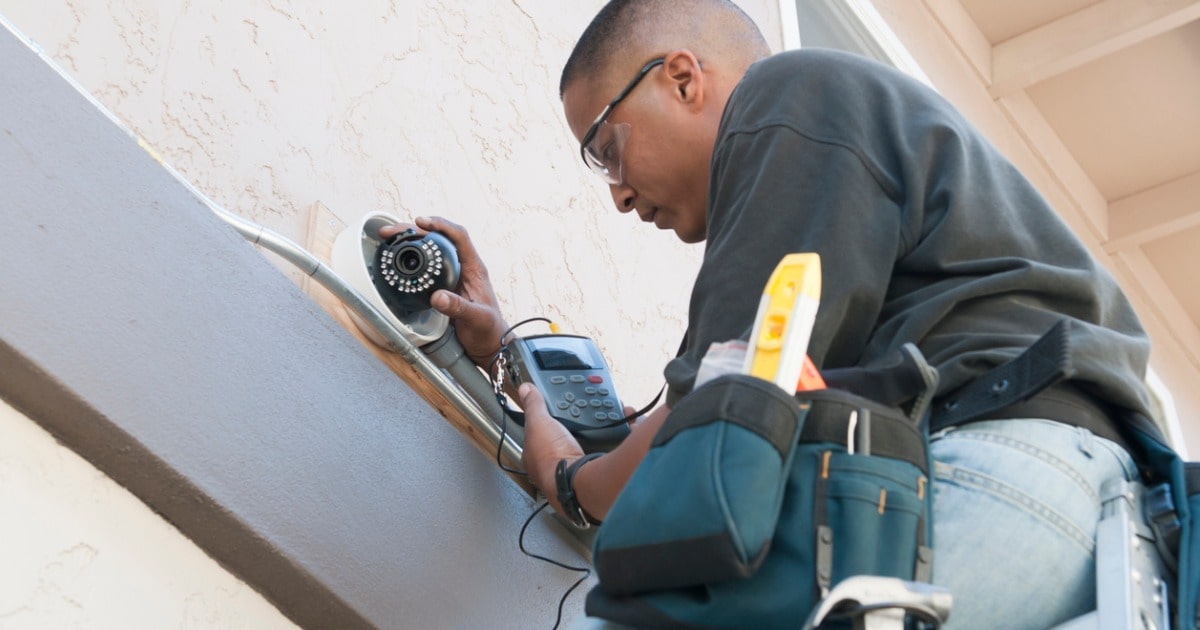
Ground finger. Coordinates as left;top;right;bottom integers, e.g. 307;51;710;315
430;290;492;327
520;384;582;447
415;216;484;268
414;215;461;233
623;405;639;426
518;383;550;471
430;289;466;317
378;222;423;239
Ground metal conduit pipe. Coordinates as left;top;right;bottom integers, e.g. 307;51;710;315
21;37;528;473
209;204;524;466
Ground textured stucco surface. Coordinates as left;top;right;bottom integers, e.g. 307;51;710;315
0;399;297;629
0;18;601;629
0;0;780;408
0;1;784;626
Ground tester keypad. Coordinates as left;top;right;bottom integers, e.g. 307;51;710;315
504;333;629;452
546;374;623;420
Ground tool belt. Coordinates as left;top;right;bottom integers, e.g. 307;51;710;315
586;345;939;628
912;319;1200;629
928;319;1132;456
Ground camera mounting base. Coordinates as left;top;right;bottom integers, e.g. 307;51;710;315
330;211;451;348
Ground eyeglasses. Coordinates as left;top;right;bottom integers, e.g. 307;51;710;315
579;58;665;185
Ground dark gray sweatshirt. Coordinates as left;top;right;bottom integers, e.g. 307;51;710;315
664;49;1151;422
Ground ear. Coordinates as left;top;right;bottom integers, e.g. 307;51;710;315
661;49;705;111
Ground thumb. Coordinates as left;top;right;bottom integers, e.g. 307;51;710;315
518;383;543;409
430;289;472;320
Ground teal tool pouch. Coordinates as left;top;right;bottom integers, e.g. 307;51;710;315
1122;413;1200;629
591;374;803;594
587;367;934;629
1181;463;1200;629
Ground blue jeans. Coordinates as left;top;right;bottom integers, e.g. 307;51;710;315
930;418;1137;629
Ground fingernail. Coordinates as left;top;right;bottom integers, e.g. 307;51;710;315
518;383;532;397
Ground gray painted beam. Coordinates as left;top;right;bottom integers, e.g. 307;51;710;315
0;23;588;629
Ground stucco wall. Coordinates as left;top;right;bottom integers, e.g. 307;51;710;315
0;0;785;626
0;399;296;628
1;16;614;625
0;0;777;410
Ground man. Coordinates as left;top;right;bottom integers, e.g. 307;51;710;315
386;0;1151;626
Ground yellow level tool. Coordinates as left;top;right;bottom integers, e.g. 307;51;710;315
743;253;822;392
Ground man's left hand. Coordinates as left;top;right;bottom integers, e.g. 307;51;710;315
517;383;585;514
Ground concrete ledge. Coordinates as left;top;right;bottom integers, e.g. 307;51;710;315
0;20;588;629
0;339;368;627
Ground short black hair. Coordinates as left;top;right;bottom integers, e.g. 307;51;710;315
559;0;769;98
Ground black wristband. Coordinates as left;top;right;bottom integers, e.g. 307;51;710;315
555;452;604;529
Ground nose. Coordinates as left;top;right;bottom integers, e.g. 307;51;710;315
610;183;636;214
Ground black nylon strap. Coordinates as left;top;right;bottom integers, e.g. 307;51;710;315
651;374;802;459
556;452;604;528
594;531;764;597
799;388;928;476
930;319;1074;430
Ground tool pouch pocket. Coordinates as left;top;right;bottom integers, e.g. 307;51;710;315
800;388;932;597
592;374;804;595
587;377;933;629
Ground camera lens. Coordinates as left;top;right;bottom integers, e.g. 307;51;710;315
397;248;424;275
372;228;460;316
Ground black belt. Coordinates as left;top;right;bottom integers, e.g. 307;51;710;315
928;319;1132;456
960;381;1130;454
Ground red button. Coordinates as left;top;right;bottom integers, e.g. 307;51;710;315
588;375;604;384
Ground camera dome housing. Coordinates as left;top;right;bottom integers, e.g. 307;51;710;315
373;229;460;316
330;211;456;348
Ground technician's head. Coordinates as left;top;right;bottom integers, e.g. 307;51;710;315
560;0;769;244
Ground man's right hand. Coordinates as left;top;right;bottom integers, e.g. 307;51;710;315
379;216;509;367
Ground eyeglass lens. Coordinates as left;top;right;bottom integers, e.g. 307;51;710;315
582;121;631;185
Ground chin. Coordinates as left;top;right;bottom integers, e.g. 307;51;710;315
675;227;707;244
669;209;707;243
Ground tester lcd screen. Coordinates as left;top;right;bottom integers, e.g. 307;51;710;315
527;337;601;371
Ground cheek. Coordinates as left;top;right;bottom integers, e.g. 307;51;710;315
623;123;670;179
625;143;676;191
620;140;650;177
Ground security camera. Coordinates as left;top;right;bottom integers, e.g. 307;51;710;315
330;211;458;348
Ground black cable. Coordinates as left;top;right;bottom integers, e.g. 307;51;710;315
501;316;554;346
494;316;669;627
489;355;590;628
488;316;561;476
519;502;593;630
492;375;527;476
